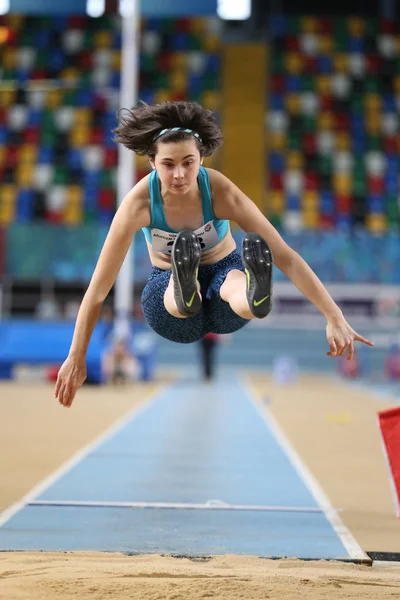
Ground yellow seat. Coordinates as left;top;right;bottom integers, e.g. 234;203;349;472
3;47;16;70
285;93;301;115
190;17;205;35
112;50;121;71
303;210;319;229
19;144;37;164
347;17;365;37
74;108;92;125
316;75;331;95
8;15;24;29
333;173;352;195
201;91;220;111
394;76;400;94
66;185;83;204
202;34;220;52
364;94;381;112
336;132;351;151
0;201;14;225
286;151;304;170
318;112;334;130
69;127;90;147
1;184;17;203
367;214;387;234
15;165;33;187
170;70;187;92
319;35;333;54
93;31;113;49
0;146;6;166
60;67;80;82
64;203;83;225
0;90;16;108
301;16;317;33
285;52;303;75
171;52;187;71
333;54;348;73
270;191;285;213
365;116;380;135
270;132;286;151
303;191;319;209
154;90;173;104
46;89;63;109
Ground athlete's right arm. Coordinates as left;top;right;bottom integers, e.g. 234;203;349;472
55;182;150;407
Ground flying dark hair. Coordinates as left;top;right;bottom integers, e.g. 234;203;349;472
113;100;223;157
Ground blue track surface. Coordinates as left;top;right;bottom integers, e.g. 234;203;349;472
0;377;359;559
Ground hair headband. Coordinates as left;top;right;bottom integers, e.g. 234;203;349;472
153;127;203;144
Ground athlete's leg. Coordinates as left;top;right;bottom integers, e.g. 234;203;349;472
164;229;202;318
219;269;254;319
141;267;205;344
221;233;273;320
164;272;202;318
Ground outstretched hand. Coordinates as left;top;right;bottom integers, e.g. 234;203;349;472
326;318;374;361
54;356;87;408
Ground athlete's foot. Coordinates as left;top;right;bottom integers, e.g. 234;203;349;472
241;233;273;318
171;229;202;317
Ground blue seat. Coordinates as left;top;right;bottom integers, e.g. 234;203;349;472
270;15;287;37
321;191;335;214
285;75;301;92
368;194;384;213
270;93;284;111
27;109;41;127
269;152;285;172
67;148;82;169
286;194;301;210
16;189;34;222
348;37;364;52
317;56;333;74
38;146;54;164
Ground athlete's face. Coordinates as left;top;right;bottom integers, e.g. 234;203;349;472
150;140;202;195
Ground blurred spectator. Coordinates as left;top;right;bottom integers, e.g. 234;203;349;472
385;343;400;381
101;337;139;385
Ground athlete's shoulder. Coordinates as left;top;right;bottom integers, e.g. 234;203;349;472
130;174;151;206
121;174;151;227
205;168;234;196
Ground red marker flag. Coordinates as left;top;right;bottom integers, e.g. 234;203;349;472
378;407;400;518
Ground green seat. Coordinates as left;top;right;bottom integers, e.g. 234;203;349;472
287;16;300;35
365;18;377;37
318;156;332;176
353;177;366;196
269;214;283;228
301;116;316;133
386;197;398;222
161;19;176;34
288;133;301;151
364;78;380;93
188;34;202;50
156;73;169;89
53;167;68;185
301;76;315;93
204;73;219;90
271;52;284;74
188;90;202;102
62;90;76;106
100;170;114;188
367;135;382;151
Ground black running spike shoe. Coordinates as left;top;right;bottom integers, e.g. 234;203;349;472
171;229;202;317
241;233;273;319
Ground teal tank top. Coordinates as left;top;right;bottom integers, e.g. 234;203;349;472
141;166;229;255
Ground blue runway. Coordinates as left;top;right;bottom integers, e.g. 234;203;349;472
0;377;367;560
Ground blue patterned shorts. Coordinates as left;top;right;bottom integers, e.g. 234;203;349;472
141;250;250;344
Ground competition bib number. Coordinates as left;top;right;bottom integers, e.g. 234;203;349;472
151;221;219;255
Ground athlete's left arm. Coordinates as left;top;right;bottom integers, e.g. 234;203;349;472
209;169;374;359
